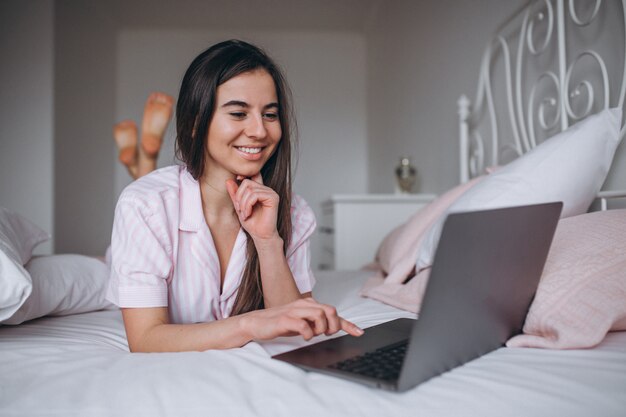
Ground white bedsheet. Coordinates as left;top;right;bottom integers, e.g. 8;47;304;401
1;270;625;417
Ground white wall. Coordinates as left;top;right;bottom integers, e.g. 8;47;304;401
115;30;368;268
366;0;626;195
367;0;527;194
0;0;54;254
4;0;624;262
54;0;117;256
41;0;374;262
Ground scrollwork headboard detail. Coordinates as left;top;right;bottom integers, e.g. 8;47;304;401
459;0;626;204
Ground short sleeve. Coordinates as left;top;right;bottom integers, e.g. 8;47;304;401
286;195;317;293
106;195;173;308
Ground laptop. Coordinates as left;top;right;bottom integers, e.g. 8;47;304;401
273;202;562;392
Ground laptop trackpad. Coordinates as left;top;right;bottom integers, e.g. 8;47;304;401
273;318;415;368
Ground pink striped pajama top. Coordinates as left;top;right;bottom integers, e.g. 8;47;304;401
106;165;316;324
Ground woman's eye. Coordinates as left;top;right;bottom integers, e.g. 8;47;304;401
230;112;246;119
263;113;279;121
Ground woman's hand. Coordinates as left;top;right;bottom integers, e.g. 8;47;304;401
239;297;364;341
226;173;279;242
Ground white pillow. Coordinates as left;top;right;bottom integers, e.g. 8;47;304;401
0;207;50;321
2;254;115;325
0;250;32;322
0;207;50;264
416;107;622;270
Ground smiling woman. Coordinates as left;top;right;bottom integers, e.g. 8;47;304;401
205;70;282;179
106;40;363;352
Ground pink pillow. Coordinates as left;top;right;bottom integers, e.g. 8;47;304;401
361;176;484;312
507;209;626;349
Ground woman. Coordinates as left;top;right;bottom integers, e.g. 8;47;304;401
107;40;363;352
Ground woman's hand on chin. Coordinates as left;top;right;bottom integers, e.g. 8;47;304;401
225;173;281;242
238;298;364;342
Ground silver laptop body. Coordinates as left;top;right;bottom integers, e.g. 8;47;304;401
273;202;562;392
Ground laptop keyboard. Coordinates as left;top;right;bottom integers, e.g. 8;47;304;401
328;339;408;381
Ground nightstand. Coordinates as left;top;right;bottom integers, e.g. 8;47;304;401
319;194;436;270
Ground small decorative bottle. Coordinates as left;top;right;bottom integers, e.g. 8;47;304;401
395;157;417;194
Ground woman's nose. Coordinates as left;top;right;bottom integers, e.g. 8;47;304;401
245;114;267;139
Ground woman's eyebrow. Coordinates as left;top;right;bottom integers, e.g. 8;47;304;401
222;100;248;108
221;100;279;109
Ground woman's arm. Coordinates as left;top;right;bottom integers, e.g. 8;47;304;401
122;307;250;352
254;235;305;307
226;175;307;307
122;298;363;352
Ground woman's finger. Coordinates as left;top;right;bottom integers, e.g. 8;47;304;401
238;189;261;219
240;188;276;220
251;172;263;185
298;298;342;335
235;180;260;210
237;177;274;201
289;307;329;336
225;179;240;211
283;317;315;341
339;318;364;337
306;308;328;336
320;304;341;335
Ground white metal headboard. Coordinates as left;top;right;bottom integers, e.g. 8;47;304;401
459;0;626;198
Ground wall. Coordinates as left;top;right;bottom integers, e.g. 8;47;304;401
4;0;624;263
366;0;626;195
54;0;117;256
0;0;54;254
49;0;374;263
367;0;527;194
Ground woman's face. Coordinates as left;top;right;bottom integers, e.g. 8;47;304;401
204;69;282;181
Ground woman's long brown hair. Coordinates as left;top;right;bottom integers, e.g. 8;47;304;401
175;40;296;316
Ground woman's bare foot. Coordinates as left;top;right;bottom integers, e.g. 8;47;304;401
114;92;174;179
113;120;139;179
141;92;174;158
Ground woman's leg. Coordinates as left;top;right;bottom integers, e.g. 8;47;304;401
138;92;174;178
113;92;174;180
113;120;139;179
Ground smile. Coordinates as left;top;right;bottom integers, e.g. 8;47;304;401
235;146;263;155
234;146;266;161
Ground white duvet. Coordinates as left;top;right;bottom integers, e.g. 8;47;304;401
1;270;625;417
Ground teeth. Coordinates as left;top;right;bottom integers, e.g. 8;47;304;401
237;147;262;154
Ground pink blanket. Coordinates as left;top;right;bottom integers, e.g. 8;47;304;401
361;196;626;349
360;177;483;313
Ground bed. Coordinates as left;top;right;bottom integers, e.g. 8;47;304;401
1;271;626;416
2;0;626;416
